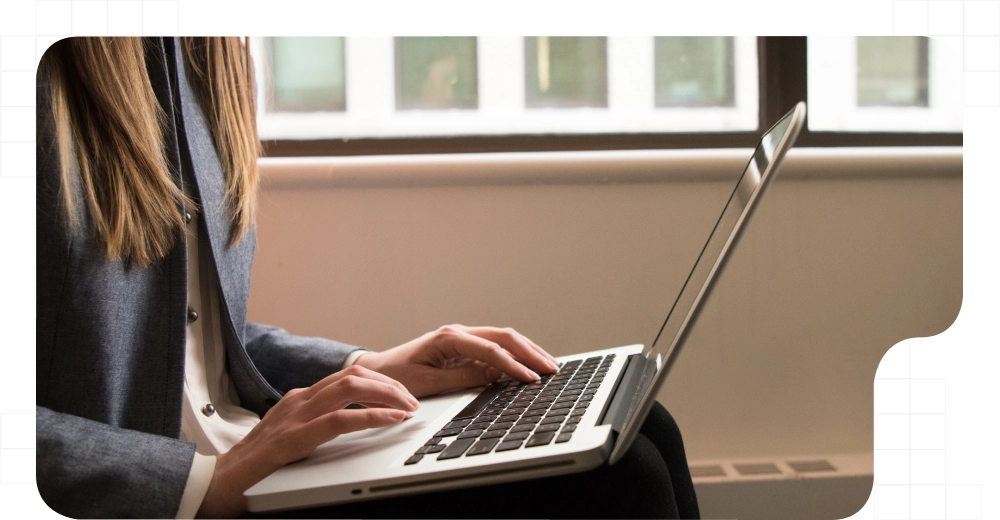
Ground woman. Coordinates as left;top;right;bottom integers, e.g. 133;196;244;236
36;36;699;518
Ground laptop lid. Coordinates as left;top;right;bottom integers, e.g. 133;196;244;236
607;102;807;465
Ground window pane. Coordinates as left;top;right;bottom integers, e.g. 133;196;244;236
857;36;928;107
396;37;478;110
267;37;345;112
655;37;735;107
807;36;960;132
525;37;607;108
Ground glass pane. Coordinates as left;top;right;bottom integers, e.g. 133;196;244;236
525;37;608;108
396;37;478;110
857;36;928;107
267;37;345;112
655;37;735;107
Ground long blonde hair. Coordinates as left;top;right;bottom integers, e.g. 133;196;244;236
46;37;260;268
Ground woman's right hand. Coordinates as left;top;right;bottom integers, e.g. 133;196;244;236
196;365;419;518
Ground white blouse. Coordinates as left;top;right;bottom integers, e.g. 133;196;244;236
172;201;364;518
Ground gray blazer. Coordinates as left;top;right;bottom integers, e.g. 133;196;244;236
36;37;364;518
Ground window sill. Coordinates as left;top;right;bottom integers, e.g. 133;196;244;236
258;147;962;190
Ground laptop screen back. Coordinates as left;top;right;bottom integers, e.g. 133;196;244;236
646;108;796;365
608;102;805;465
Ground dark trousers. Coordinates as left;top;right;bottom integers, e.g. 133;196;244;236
256;402;700;519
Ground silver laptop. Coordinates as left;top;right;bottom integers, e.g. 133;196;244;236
244;102;807;513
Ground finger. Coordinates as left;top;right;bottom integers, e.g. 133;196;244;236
462;326;558;374
441;330;540;382
521;334;559;366
304;364;412;402
303;375;418;418
299;407;409;449
431;361;504;393
462;326;558;368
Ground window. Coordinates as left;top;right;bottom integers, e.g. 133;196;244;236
254;36;961;154
807;36;961;133
395;37;478;110
655;37;735;108
254;36;758;142
856;37;928;107
525;37;608;108
266;37;345;112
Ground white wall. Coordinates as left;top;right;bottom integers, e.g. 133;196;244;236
247;148;962;462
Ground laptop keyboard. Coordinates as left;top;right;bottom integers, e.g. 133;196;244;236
404;354;614;465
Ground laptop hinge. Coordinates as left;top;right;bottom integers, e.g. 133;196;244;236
598;353;655;434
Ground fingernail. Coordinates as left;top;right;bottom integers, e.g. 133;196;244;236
529;371;541;381
404;412;414;419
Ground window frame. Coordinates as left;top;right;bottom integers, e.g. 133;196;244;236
261;37;962;158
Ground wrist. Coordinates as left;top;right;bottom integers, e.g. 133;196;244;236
352;351;381;371
196;446;274;518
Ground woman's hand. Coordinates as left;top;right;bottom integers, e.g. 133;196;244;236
355;325;559;398
196;365;419;518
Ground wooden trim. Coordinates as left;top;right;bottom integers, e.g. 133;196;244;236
261;131;961;157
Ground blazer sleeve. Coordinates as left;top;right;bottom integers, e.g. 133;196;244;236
243;322;368;393
36;406;196;519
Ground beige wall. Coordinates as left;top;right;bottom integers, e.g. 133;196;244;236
247;148;962;461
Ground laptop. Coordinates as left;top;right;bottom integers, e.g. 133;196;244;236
244;102;807;513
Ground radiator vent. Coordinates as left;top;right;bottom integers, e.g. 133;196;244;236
689;465;727;478
787;459;836;473
734;462;782;476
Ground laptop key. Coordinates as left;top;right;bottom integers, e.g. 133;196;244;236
457;429;484;439
487;421;514;431
452;383;505;420
437;438;476;460
555;433;573;443
496;440;523;452
444;419;472;429
426;444;446;453
535;423;560;433
504;431;531;442
546;408;570;417
523;409;546;417
550;402;573;410
562;424;577;433
435;428;464;437
466;438;501;456
425;437;444;446
510;424;535;433
517;416;542;425
405;454;423;465
540;416;564;425
526;431;557;447
481;429;506;439
498;414;521;423
571;409;587;417
565;416;582;425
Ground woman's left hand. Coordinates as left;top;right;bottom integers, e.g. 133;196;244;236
354;325;559;398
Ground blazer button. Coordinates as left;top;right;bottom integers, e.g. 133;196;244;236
187;308;198;323
201;404;215;417
184;211;192;224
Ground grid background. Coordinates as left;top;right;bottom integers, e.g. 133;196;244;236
0;1;988;518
